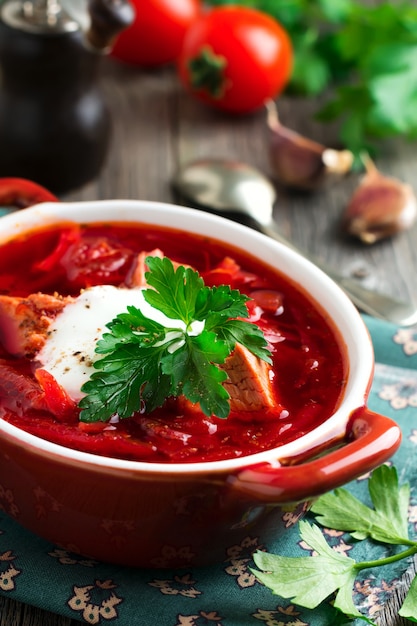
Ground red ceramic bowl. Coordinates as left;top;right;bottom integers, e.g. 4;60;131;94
0;200;401;568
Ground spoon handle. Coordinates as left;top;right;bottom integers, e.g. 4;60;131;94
260;221;417;327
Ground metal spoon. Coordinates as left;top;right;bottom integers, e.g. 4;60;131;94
173;158;417;326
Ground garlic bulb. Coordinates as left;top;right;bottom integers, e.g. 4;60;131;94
343;155;417;244
266;100;353;190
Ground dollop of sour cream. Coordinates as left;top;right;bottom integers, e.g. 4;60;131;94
37;285;203;402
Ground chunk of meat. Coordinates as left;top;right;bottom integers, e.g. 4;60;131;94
124;248;165;287
125;248;192;288
178;343;284;416
222;344;282;412
0;360;77;422
0;292;74;358
0;358;49;416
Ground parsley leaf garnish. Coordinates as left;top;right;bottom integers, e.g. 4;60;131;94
78;256;271;422
252;465;417;624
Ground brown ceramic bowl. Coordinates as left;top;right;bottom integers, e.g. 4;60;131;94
0;200;401;568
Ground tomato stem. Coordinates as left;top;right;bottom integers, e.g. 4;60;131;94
188;45;228;98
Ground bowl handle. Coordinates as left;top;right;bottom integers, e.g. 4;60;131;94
0;178;58;209
229;409;401;503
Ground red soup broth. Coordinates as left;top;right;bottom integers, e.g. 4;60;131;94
0;221;347;463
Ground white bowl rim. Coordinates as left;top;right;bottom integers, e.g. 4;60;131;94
0;199;374;475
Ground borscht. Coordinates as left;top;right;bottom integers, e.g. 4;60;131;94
0;221;347;463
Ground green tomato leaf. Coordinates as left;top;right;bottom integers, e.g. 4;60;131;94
187;46;228;99
399;574;417;622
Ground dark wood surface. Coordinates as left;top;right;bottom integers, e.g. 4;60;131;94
1;56;416;625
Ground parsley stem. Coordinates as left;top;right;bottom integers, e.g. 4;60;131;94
355;544;417;571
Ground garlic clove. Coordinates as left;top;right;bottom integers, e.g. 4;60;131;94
322;148;355;176
266;100;353;190
343;155;417;244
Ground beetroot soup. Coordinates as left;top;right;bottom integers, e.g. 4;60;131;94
0;221;347;463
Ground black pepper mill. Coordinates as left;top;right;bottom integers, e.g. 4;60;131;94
0;0;134;194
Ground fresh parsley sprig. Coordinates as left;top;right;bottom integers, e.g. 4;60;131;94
78;256;271;423
252;465;417;623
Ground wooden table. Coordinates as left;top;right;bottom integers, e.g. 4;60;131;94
1;56;416;626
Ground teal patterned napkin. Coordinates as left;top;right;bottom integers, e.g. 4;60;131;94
0;315;416;625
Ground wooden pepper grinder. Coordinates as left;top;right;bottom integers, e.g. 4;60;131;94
0;0;134;194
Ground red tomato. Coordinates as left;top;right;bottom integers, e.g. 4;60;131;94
177;6;293;113
111;0;201;67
